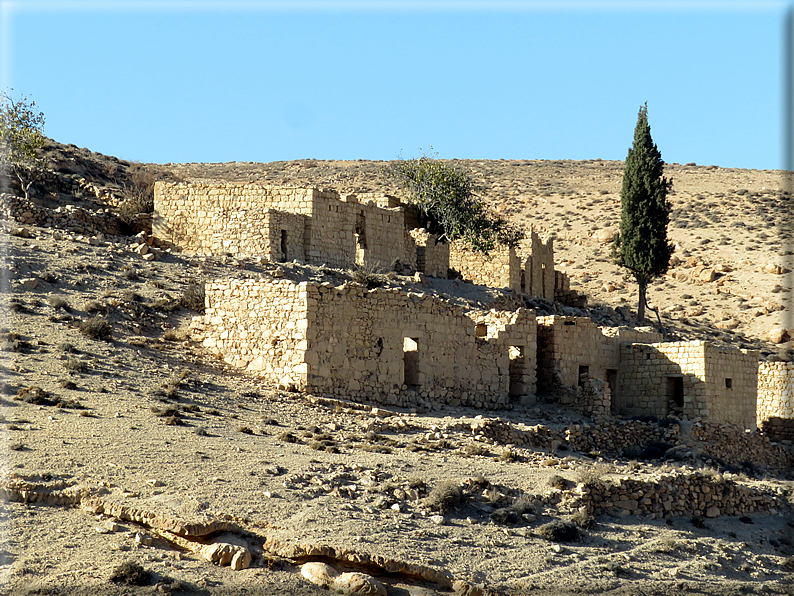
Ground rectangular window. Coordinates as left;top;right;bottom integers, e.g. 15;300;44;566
403;337;420;387
725;378;733;389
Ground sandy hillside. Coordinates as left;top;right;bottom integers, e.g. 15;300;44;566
0;141;791;595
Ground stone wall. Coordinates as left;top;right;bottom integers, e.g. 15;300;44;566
202;278;310;389
201;277;537;409
536;316;662;416
757;361;794;441
153;182;405;268
524;231;555;301
616;341;757;429
408;229;449;278
448;244;521;291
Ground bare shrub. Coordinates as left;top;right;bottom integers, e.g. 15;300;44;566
180;281;205;313
351;261;384;289
570;510;595;529
117;162;156;223
422;481;464;513
109;561;150;586
79;316;112;341
537;520;580;543
47;295;70;311
547;474;569;490
163;327;187;342
62;358;86;373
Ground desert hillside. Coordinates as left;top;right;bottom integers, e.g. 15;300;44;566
0;139;791;595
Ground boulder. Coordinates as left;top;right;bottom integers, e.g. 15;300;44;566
766;326;790;344
593;228;615;244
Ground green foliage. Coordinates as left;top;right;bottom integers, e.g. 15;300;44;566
612;104;673;321
386;154;523;253
0;90;47;199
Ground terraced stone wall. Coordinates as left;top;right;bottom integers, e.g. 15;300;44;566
757;361;794;441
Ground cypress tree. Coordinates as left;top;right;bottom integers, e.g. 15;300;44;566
613;103;673;322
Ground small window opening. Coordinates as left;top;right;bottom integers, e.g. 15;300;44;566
475;323;487;338
646;353;651;360
725;378;733;389
563;321;576;326
578;365;589;388
375;338;384;357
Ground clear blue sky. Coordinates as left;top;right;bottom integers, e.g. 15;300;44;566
1;1;789;170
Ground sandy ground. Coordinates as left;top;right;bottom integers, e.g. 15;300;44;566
0;145;792;594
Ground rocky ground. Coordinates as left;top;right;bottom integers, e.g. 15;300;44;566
0;141;792;595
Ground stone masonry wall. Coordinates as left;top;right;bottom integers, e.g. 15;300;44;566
153;182;406;268
525;231;555;301
616;342;757;429
202;278;310;389
703;345;758;430
201;278;537;409
617;342;707;420
408;229;449;278
536;316;662;402
449;244;521;291
757;361;794;441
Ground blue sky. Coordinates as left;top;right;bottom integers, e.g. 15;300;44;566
1;1;789;169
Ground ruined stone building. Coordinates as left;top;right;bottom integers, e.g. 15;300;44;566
154;181;791;437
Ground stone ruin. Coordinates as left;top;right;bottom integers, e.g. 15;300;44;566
153;180;792;439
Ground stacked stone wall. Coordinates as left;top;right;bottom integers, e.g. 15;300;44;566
703;346;757;430
569;472;782;519
153;182;405;268
408;229;449;277
616;342;757;429
537;316;662;416
201;278;537;410
757;361;794;441
525;231;555;301
449;244;520;291
202;278;310;389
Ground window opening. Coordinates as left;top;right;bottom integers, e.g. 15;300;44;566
280;230;288;262
666;376;684;416
509;346;526;399
403;337;420;387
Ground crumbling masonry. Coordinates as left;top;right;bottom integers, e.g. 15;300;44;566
154;181;791;436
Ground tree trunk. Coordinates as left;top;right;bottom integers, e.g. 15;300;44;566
637;279;647;323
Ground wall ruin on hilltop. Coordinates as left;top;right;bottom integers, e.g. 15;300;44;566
156;180;777;433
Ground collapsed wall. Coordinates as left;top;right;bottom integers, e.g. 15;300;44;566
757;361;794;441
201;277;537;409
536;316;662;417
